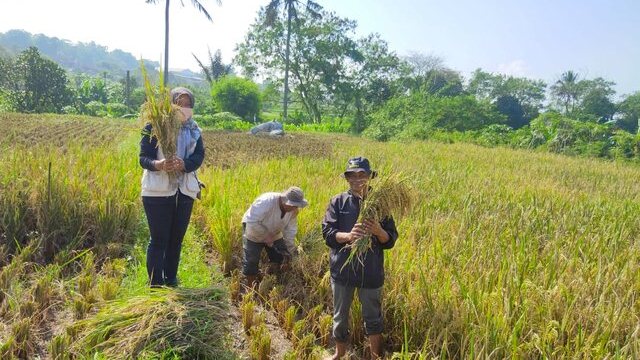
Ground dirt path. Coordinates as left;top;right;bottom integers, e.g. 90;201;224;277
228;299;295;359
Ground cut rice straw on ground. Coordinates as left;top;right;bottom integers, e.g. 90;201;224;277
67;287;232;359
342;173;413;269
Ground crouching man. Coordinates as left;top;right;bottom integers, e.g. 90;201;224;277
242;186;308;288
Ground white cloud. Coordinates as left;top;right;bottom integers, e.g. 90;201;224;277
497;60;528;77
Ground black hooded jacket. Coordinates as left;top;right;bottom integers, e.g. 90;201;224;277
322;190;398;288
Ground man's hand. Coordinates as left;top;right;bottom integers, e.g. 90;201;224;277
280;254;292;272
336;223;368;244
351;223;369;239
362;219;384;238
280;262;291;272
264;233;278;247
363;219;389;243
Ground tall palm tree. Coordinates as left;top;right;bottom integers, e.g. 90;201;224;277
264;0;321;121
145;0;219;85
551;70;580;114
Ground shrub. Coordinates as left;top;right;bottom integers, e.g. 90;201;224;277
106;103;130;118
0;89;15;112
609;130;640;160
530;113;613;156
211;76;261;120
129;88;146;110
84;101;107;117
283;116;351;133
473;124;514;147
62;105;79;115
195;112;252;131
364;92;505;141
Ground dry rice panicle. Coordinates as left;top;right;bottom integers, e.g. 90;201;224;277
139;62;182;182
343;173;413;268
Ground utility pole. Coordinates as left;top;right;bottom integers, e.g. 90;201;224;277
125;70;131;108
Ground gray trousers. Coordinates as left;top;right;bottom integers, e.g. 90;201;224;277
332;280;383;343
241;223;290;276
242;237;288;276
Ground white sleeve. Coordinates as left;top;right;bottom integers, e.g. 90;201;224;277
282;215;298;254
243;197;270;223
243;197;272;241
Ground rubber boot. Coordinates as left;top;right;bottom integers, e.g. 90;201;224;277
369;334;383;360
325;341;347;360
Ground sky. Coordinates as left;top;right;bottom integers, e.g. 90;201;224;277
0;0;638;95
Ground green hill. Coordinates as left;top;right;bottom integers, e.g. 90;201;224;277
0;29;203;85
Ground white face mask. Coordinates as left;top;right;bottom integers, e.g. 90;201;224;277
179;107;193;121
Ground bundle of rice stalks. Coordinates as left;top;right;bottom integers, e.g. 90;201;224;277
139;62;182;183
67;287;232;359
343;173;413;269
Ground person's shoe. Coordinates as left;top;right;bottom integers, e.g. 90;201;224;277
164;278;179;287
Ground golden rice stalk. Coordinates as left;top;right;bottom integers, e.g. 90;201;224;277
249;324;271;360
343;173;413;269
139;61;182;182
67;287;230;359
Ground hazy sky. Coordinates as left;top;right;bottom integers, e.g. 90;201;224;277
0;0;638;95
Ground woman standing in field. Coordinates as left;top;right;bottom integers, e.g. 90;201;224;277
139;87;204;287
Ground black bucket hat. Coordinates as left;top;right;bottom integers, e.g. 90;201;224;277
343;156;377;178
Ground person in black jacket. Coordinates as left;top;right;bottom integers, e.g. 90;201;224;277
322;156;398;360
139;87;205;287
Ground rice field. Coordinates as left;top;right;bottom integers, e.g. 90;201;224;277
1;112;640;359
196;128;640;358
0;113;133;147
201;131;333;169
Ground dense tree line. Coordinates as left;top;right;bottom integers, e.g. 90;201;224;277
1;5;639;162
234;6;639;138
0;47;142;116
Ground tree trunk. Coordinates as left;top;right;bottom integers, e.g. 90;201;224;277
296;83;313;122
338;103;348;118
283;7;292;122
311;102;321;124
348;94;365;133
299;88;321;124
163;0;170;85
